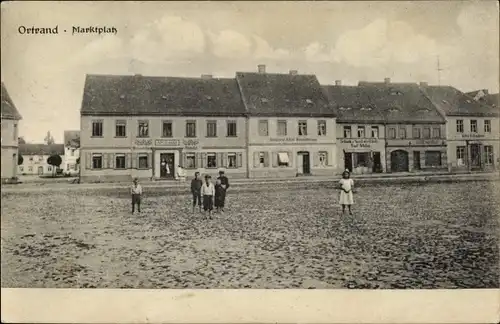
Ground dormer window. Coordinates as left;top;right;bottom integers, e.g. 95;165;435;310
305;99;313;104
206;95;213;100
360;107;372;111
161;95;168;100
119;94;125;99
261;98;269;103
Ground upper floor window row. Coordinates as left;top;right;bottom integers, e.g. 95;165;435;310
258;120;328;137
387;126;441;139
343;126;379;138
91;120;238;138
456;119;491;133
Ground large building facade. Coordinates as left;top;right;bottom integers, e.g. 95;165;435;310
236;67;338;178
423;86;499;171
80;74;248;183
1;82;22;183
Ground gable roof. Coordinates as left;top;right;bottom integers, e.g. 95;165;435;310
322;85;384;123
422;86;498;117
358;82;445;124
19;144;64;156
64;130;80;148
1;82;22;120
235;72;335;117
81;74;246;117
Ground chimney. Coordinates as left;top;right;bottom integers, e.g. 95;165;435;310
201;74;213;79
420;82;428;87
384;77;391;84
258;64;266;74
335;80;342;86
289;70;298;75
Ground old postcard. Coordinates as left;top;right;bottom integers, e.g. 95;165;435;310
1;1;499;323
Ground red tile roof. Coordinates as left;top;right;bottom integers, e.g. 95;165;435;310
1;82;22;120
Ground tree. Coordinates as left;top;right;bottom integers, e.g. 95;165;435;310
44;131;55;145
18;154;23;165
47;154;62;177
18;137;26;144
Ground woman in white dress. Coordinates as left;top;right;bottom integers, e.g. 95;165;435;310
338;170;354;215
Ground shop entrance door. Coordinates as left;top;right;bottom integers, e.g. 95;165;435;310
344;152;353;172
413;151;421;170
390;150;409;172
160;153;175;179
470;144;481;169
297;151;311;175
372;152;382;173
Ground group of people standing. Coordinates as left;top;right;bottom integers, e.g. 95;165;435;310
190;170;230;219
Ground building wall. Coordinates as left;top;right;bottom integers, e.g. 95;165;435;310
385;123;448;172
336;123;386;174
18;154;64;176
248;117;338;177
64;147;80;175
445;116;500;170
1;118;19;181
80;116;248;182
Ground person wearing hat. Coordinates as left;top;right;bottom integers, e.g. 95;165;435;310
201;174;215;219
216;169;230;212
338;169;354;215
131;177;143;213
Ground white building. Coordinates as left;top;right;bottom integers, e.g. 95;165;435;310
64;130;80;176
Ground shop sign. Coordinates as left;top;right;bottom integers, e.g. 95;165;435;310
135;139;153;146
270;137;318;143
414;139;442;145
155;139;181;147
183;139;199;149
461;133;485;139
340;138;378;148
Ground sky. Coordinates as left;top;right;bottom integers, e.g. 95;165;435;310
1;1;499;143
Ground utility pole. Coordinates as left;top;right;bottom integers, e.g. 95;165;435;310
437;56;443;86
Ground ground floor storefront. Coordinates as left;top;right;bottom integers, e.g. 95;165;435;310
80;147;247;183
248;144;338;178
386;145;448;173
447;140;499;172
338;138;386;174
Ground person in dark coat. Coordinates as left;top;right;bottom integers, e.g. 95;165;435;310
190;172;202;213
214;178;224;213
217;170;230;212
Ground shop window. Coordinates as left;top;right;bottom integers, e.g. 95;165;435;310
456;146;465;166
138;155;148;169
343;126;352;138
425;151;442;167
357;126;365;138
138;121;149;137
227;153;237;168
258;120;269;136
484;120;491;133
456;120;464;133
317;120;327;136
298;120;308;136
207;153;217;168
185;153;196;169
484;146;493;165
354;152;371;168
371;126;379;138
278;152;290;167
277;120;287;136
206;121;217;137
318;151;328;166
470;120;477;133
115;154;126;169
92;154;102;169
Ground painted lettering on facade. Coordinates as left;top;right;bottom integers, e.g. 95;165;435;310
340;138;378;148
269;137;318;142
414;139;442;145
135;139;153;146
183;139;199;149
461;134;486;139
155;139;181;147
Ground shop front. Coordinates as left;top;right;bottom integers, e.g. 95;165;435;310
386;139;448;173
447;133;499;171
338;138;386;174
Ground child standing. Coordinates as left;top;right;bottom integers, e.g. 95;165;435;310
131;177;143;213
201;175;215;219
338;170;354;215
214;178;224;213
190;172;203;213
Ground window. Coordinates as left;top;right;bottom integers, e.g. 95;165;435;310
92;154;102;169
13;124;17;140
227;153;237;168
71;149;75;156
317;120;327;136
413;127;421;138
92;120;103;137
206;121;217;137
343;126;352;138
298;120;308;136
432;128;441;138
278;152;290;167
484;146;493;165
484;120;491;133
227;121;237;137
185;153;196;169
470;120;477;133
353;152;371;168
456;146;465;166
138;121;149;137
318;151;328;166
67;164;70;171
258;120;269;136
115;154;126;169
357;126;365;138
456;120;464;133
138;155;148;169
425;151;442;167
388;128;396;139
277;120;287;136
29;157;34;161
48;166;52;172
207;153;217;168
371;126;379;138
115;120;126;137
399;127;407;139
28;166;33;172
19;166;24;172
186;121;196;138
423;127;431;139
162;121;173;138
